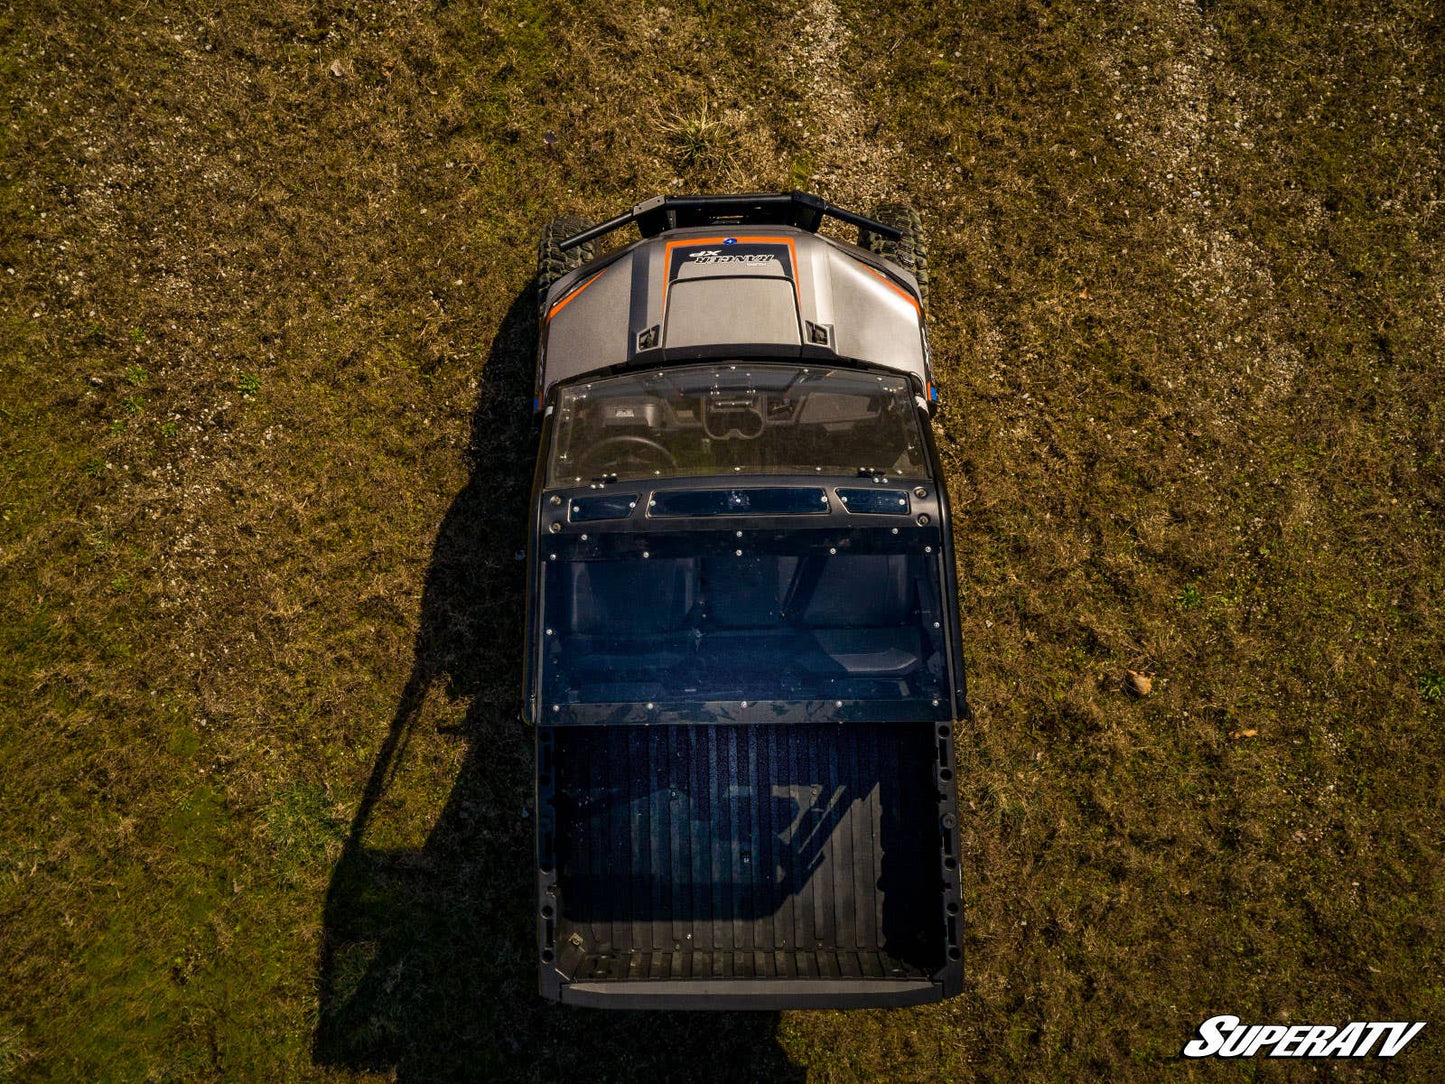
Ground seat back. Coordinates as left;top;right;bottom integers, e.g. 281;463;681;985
567;559;696;636
801;555;913;628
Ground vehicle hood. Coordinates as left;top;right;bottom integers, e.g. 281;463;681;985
539;227;930;398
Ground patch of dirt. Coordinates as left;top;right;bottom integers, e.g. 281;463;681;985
783;0;897;204
1102;1;1301;407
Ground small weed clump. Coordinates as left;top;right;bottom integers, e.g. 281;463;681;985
1422;670;1445;704
1174;584;1203;611
659;102;733;170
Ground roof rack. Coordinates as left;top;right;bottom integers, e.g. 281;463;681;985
559;191;903;252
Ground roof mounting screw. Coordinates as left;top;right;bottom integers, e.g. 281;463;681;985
735;549;743;556
646;702;655;710
642;551;650;559
548;553;557;561
933;621;941;629
932;699;941;707
915;487;927;498
629;501;636;509
550;494;562;506
829;547;837;555
916;513;931;525
545;628;554;636
736;530;743;538
925;545;933;553
549;522;561;533
741;701;749;708
552;705;560;712
891;527;899;535
835;701;844;708
580;533;588;541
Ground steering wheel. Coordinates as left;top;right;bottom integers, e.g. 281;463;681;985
576;435;677;477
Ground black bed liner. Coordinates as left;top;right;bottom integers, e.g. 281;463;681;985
538;722;959;1005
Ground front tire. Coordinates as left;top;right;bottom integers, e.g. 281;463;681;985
536;216;596;303
858;203;930;313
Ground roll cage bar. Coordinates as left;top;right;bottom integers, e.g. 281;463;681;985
558;191;904;252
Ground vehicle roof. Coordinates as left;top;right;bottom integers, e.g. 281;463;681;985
538;226;931;400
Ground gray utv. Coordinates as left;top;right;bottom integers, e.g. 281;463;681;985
524;192;966;1009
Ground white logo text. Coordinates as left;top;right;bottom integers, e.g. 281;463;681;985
1183;1016;1425;1058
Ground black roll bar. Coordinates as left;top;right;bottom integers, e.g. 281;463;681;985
558;191;903;251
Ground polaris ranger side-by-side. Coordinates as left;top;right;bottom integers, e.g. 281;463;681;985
526;193;967;1009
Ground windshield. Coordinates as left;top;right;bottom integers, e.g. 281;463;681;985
537;531;951;723
547;364;929;484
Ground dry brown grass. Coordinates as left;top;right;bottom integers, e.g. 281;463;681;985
1;0;1442;1080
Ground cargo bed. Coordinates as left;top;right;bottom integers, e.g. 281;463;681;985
537;722;961;1008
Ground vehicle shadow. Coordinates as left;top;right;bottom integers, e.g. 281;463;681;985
312;287;806;1083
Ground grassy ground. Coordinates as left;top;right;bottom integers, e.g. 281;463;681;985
1;0;1442;1080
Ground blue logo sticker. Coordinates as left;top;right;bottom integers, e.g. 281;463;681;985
723;237;737;245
